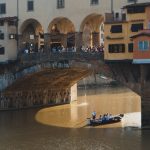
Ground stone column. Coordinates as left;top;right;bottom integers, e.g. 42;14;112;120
44;33;50;52
92;32;100;47
141;64;150;127
61;34;67;48
18;34;23;51
70;83;77;102
75;32;83;51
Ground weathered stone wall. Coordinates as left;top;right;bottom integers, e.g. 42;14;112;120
0;89;70;110
0;60;90;110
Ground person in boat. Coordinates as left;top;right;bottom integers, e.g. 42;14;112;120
99;115;102;122
108;114;113;120
92;111;96;120
102;114;106;122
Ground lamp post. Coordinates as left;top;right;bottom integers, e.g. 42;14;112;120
16;0;19;53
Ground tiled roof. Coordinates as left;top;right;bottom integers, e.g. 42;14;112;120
130;30;150;38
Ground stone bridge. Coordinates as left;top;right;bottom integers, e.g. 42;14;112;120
0;52;104;111
0;51;150;127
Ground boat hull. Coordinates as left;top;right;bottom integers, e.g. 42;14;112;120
87;114;124;126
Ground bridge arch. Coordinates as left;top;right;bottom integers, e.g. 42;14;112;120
47;17;76;49
19;18;44;52
80;13;104;47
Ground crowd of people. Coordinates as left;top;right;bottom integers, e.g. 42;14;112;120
51;45;104;53
22;44;104;54
80;45;104;53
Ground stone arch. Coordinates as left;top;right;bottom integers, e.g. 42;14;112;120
48;17;75;34
19;18;44;52
48;17;76;49
80;14;104;47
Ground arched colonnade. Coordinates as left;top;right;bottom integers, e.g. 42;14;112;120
18;14;104;53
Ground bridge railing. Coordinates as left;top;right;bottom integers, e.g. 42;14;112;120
19;51;104;65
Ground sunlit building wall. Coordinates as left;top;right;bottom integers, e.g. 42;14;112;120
104;2;150;61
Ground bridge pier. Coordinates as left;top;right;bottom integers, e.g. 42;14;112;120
141;65;150;128
70;83;77;102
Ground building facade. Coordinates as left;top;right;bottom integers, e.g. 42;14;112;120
104;2;150;61
0;0;149;62
132;30;150;64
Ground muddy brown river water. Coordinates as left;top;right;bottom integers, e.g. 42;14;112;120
0;86;150;150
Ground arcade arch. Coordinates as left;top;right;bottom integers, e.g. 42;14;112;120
48;17;76;50
80;14;104;48
19;19;44;53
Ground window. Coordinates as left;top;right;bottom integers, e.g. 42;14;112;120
0;3;6;14
143;41;149;50
128;0;138;3
122;13;126;21
110;25;122;33
128;43;133;52
109;44;125;53
0;47;5;55
131;23;143;32
127;6;145;14
138;41;143;50
138;41;149;50
115;13;119;19
57;0;65;8
0;21;4;26
0;32;4;40
148;21;150;29
91;0;99;5
27;0;34;11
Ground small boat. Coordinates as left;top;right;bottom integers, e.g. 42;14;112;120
87;114;124;126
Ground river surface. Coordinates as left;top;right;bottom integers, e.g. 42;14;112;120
0;86;150;150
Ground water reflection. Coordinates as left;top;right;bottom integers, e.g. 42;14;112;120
35;86;141;128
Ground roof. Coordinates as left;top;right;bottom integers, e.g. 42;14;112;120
123;2;150;9
130;30;150;39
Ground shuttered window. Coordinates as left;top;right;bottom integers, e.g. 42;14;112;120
109;44;125;53
110;25;122;33
91;0;99;5
0;3;6;14
0;33;4;40
138;41;149;51
57;0;65;8
0;47;5;55
128;43;133;52
27;0;34;11
131;23;143;32
127;6;145;14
